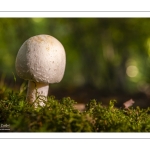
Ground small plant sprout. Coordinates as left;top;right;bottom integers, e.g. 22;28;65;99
15;34;66;107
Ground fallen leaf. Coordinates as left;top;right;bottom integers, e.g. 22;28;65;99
123;99;135;109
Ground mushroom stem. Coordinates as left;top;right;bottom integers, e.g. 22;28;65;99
26;81;49;107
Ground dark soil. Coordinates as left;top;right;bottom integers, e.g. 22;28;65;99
51;86;150;109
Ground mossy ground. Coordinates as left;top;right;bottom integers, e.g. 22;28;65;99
1;89;150;132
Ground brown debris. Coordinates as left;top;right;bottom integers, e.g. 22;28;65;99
123;99;135;109
74;103;85;112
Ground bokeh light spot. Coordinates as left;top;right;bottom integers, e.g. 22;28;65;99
126;65;139;77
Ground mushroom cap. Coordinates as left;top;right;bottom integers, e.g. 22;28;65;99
15;34;66;84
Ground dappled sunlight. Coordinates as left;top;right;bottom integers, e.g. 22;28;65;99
126;65;139;78
125;58;141;83
146;37;150;57
32;18;44;23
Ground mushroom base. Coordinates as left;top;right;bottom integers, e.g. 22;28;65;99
26;81;49;107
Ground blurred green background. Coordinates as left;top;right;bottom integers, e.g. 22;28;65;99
1;18;150;107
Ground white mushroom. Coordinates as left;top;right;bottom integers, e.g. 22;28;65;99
15;34;66;107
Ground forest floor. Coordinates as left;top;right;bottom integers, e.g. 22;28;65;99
51;86;150;109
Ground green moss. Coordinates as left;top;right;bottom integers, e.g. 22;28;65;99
0;91;150;132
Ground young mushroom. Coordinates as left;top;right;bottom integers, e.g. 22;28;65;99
15;34;66;107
